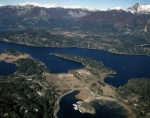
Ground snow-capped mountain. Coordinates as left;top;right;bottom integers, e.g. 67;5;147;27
0;3;93;28
127;3;150;14
108;6;125;11
0;3;93;19
20;2;82;9
19;2;101;11
0;2;150;29
1;2;150;14
107;3;150;14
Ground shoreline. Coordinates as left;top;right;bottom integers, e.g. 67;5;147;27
0;41;149;57
54;89;136;118
117;101;136;118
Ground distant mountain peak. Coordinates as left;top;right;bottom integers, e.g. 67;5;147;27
107;3;150;14
127;3;150;14
108;6;125;11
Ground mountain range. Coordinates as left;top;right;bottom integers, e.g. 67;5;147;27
0;2;150;56
0;2;150;34
1;2;150;14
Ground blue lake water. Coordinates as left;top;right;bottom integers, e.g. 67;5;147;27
0;61;18;76
57;91;127;118
0;41;150;87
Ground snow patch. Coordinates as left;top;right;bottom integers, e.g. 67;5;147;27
108;6;124;10
19;2;101;11
68;10;87;18
127;3;150;14
107;3;150;14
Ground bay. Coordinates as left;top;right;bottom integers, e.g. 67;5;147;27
57;91;127;118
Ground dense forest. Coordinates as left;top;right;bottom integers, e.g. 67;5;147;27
119;78;150;101
0;75;59;118
15;58;51;76
118;78;150;116
0;52;60;118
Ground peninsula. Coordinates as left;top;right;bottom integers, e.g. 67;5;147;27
0;49;150;118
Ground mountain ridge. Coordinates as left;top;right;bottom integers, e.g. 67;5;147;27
18;2;101;11
1;2;150;14
0;2;150;35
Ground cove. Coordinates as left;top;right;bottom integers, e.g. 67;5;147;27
0;41;150;87
57;91;127;118
0;61;18;76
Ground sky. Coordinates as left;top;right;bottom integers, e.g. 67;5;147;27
0;0;150;10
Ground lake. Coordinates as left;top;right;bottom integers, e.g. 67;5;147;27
0;41;150;87
0;61;18;76
57;91;127;118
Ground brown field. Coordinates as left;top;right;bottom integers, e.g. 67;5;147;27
46;73;85;90
0;53;31;63
75;89;91;100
